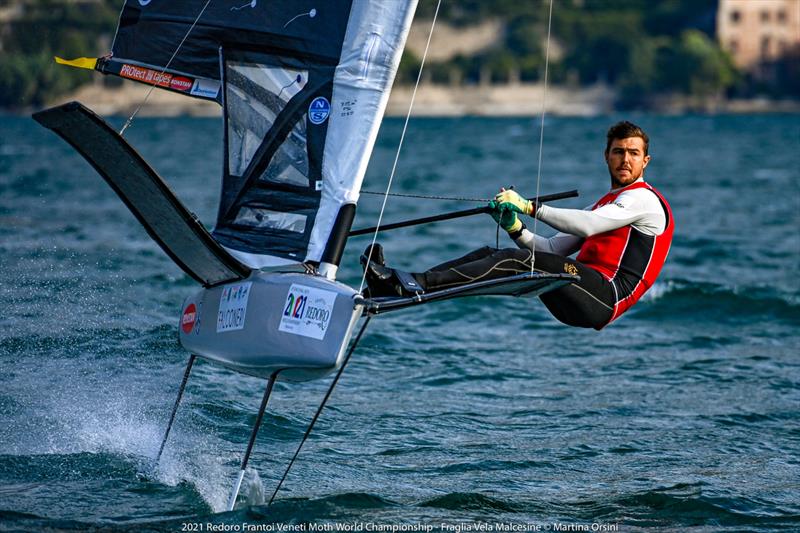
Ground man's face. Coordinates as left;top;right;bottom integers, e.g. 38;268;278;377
605;136;650;188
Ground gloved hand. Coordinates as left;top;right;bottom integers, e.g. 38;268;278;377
488;201;522;233
493;188;536;216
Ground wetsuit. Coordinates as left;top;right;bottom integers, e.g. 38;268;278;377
416;179;674;329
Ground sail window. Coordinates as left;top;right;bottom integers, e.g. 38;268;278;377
226;62;308;177
234;206;307;233
257;113;309;187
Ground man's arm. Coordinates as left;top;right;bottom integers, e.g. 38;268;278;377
514;229;583;256
536;188;666;238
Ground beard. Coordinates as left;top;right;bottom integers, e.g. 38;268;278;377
611;168;640;188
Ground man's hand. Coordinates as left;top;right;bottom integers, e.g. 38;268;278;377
493;188;536;216
488;201;522;233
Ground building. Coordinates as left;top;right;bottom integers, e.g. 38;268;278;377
717;0;800;83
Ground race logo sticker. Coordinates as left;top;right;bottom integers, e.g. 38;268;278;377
308;96;330;125
278;284;337;340
181;303;197;334
216;282;252;333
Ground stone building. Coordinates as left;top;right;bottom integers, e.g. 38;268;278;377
717;0;800;83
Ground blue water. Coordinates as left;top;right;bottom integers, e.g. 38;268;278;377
1;113;798;531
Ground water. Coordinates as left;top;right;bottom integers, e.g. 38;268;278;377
1;113;798;532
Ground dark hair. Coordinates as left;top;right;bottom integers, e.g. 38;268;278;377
606;121;649;155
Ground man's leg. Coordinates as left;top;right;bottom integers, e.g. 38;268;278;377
426;246;498;272
418;247;535;290
417;249;614;329
530;253;615;329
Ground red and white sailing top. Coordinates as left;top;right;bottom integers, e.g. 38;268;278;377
516;178;674;325
575;181;673;322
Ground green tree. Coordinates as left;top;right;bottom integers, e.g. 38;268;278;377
661;30;736;97
0;0;117;108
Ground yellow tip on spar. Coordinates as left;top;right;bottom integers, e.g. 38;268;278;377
54;57;98;70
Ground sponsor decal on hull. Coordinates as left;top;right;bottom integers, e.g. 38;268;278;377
217;282;252;333
181;303;197;334
278;284;336;340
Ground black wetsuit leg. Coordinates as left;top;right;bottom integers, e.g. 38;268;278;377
417;247;615;329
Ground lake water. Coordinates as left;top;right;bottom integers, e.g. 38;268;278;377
1;113;798;531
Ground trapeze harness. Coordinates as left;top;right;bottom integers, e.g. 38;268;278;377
416;181;673;329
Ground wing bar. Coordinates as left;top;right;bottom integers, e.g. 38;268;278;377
361;272;578;315
33;101;251;287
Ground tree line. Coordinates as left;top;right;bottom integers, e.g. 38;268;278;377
399;0;796;107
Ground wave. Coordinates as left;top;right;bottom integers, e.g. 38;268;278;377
610;484;800;528
635;279;799;324
2;483;798;531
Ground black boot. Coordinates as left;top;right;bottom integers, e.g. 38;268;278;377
360;244;424;297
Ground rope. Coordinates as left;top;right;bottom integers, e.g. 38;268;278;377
358;0;442;294
119;0;213;136
531;0;554;273
268;316;372;505
360;190;488;203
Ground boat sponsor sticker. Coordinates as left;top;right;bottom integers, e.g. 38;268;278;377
169;76;192;92
181;303;197;334
216;282;252;333
119;63;174;87
191;78;221;99
278;284;336;340
308;96;330;124
118;64;216;98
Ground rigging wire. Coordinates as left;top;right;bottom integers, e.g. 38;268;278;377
360;190;489;203
268;316;372;505
358;0;442;294
119;0;213;137
531;0;554;274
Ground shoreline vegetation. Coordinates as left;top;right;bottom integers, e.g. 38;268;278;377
36;81;800;118
2;2;797;116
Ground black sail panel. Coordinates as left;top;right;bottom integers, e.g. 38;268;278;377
106;0;417;269
112;1;350;79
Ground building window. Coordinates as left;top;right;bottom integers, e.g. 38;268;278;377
761;10;770;22
730;10;741;23
761;36;771;58
729;39;739;54
777;10;787;23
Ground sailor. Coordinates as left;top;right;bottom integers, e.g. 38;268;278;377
362;121;673;329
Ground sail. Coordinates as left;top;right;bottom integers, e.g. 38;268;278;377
105;0;417;270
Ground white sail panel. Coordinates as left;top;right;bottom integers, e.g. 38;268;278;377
307;1;418;263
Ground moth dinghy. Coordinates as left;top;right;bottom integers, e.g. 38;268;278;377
34;0;576;510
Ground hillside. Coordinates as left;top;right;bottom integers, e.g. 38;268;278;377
1;0;796;113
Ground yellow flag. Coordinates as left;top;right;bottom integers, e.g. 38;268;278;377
54;57;98;70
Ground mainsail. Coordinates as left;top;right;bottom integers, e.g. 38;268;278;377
100;0;417;273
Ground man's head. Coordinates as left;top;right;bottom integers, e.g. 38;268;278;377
604;121;650;188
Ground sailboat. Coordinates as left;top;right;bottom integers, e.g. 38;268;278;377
33;0;576;510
